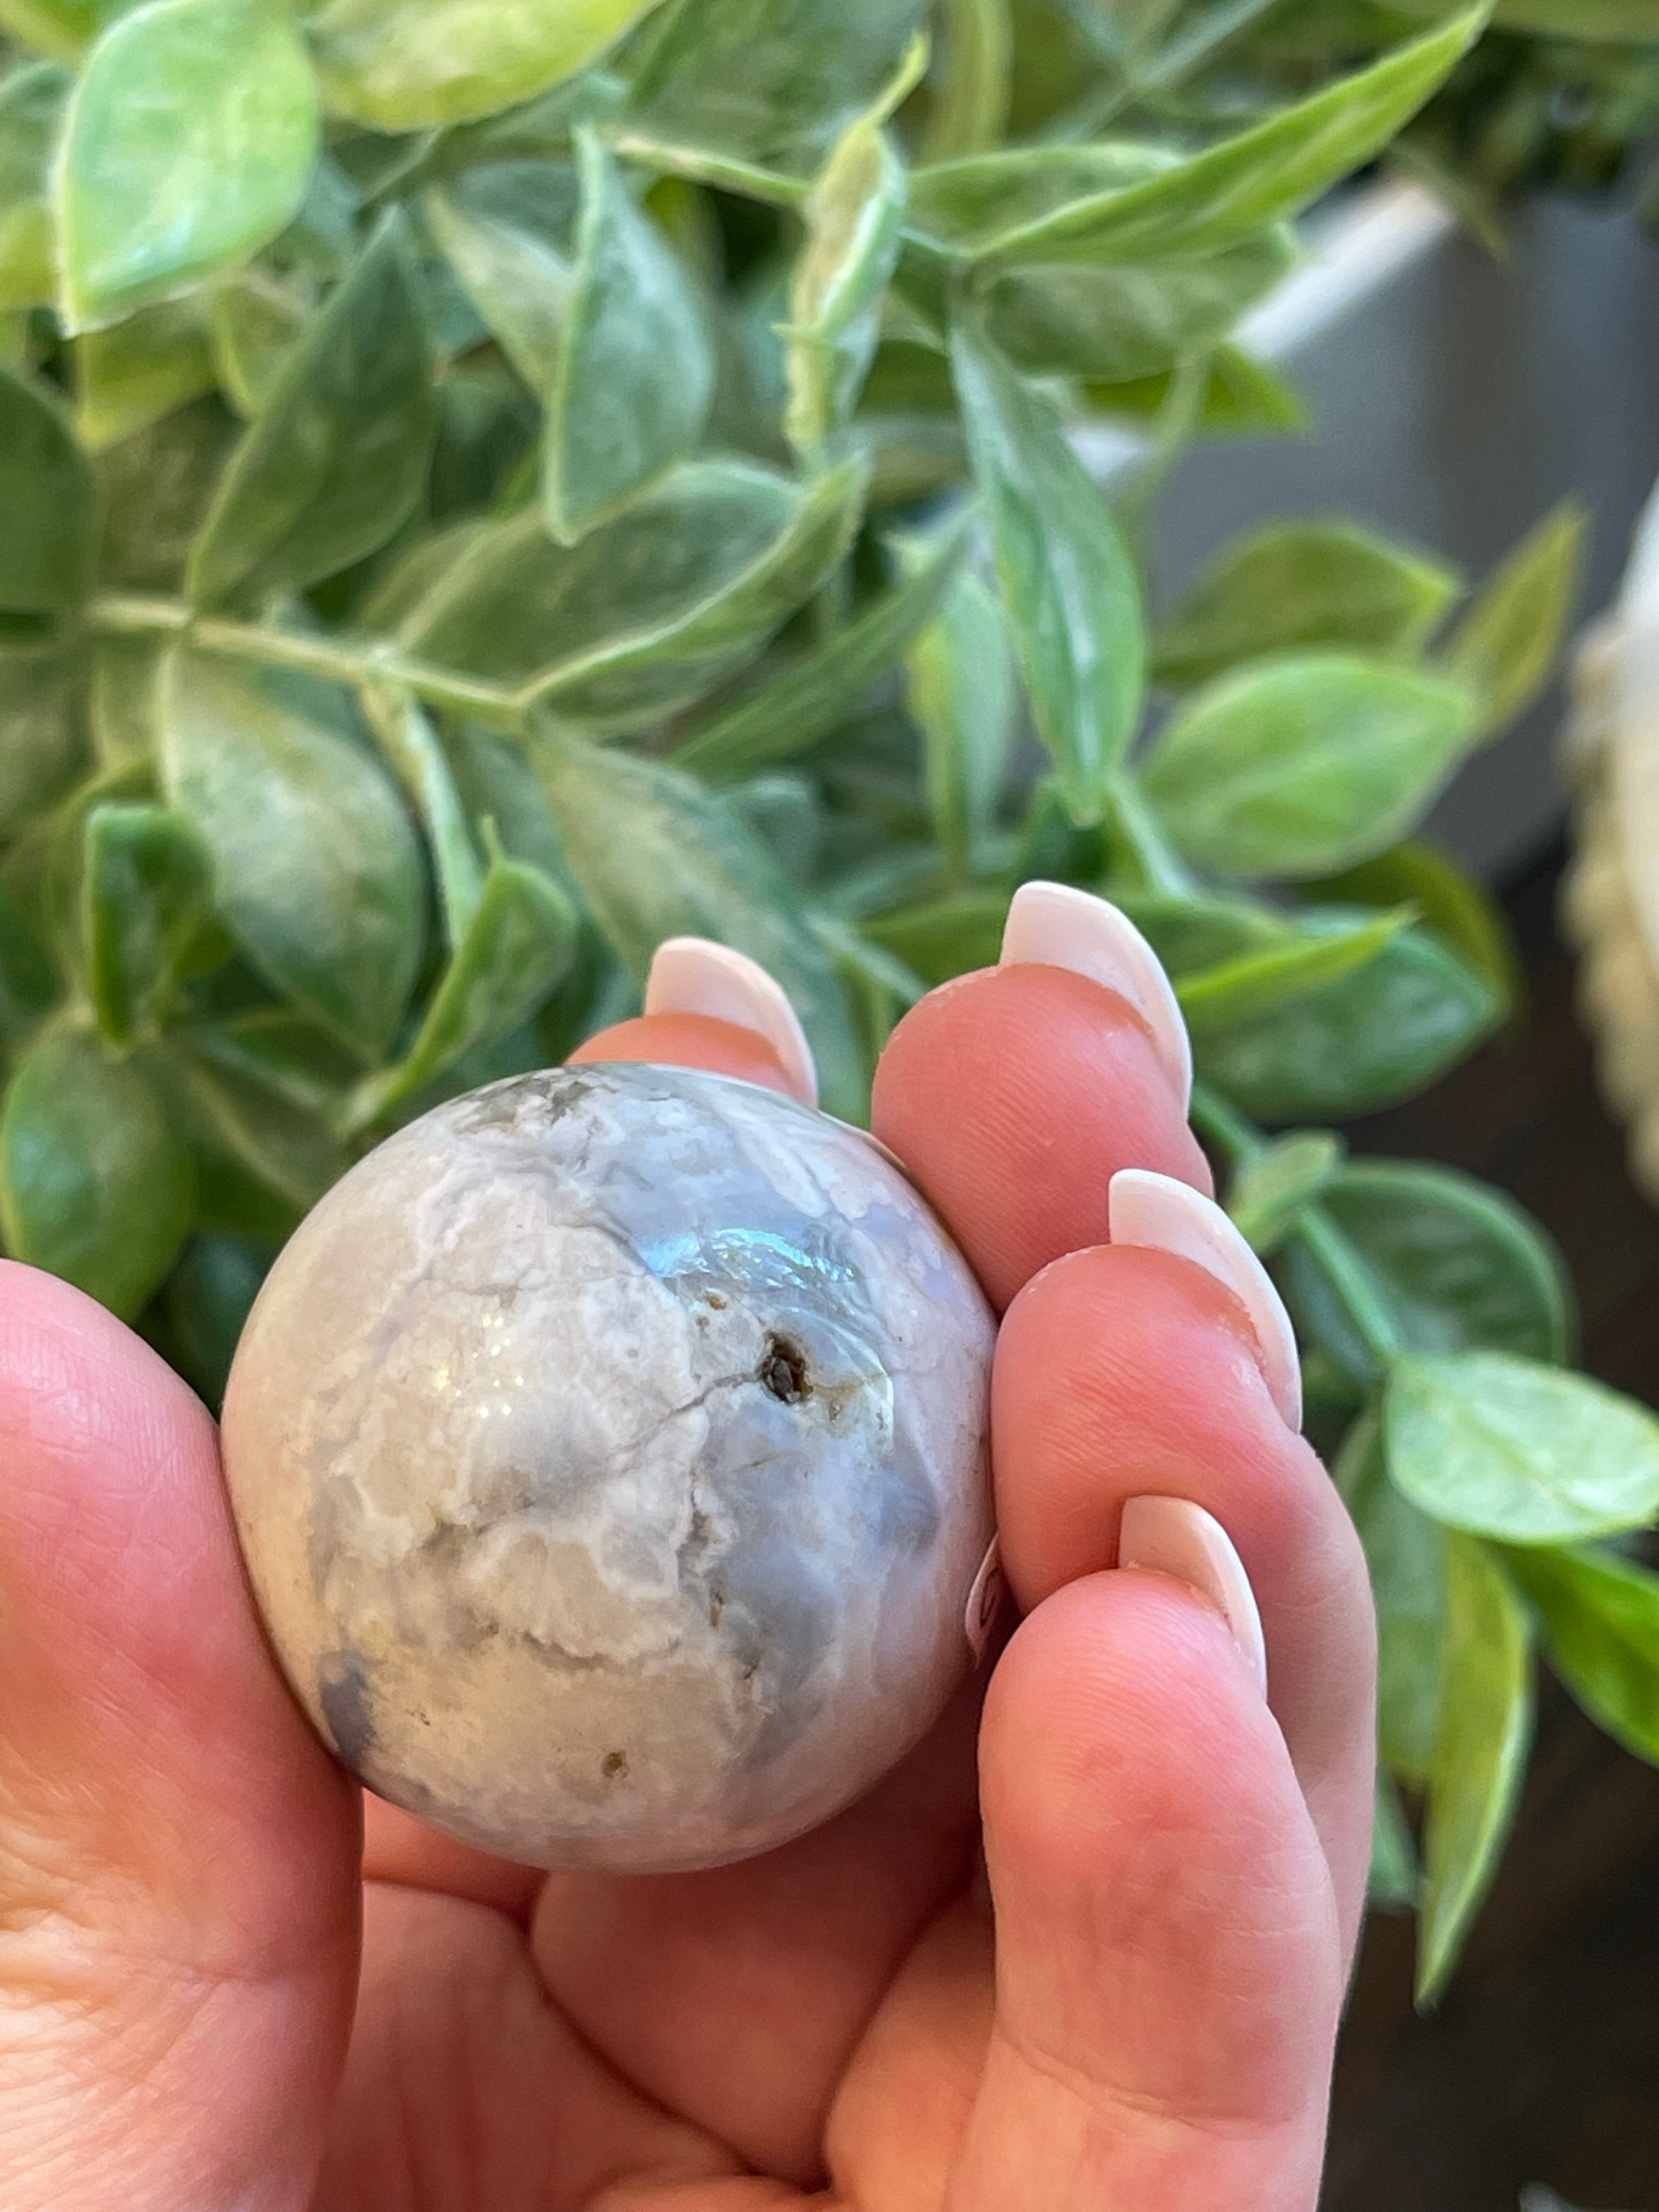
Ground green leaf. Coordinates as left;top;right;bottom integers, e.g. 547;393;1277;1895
1442;501;1586;740
0;882;58;1043
1504;1544;1659;1769
1387;1351;1659;1545
0;0;135;59
862;887;1008;984
0;1024;193;1317
909;142;1175;258
442;719;572;885
160;1228;274;1409
359;679;483;949
207;270;308;417
921;0;1009;159
535;727;866;1118
0;639;87;834
950;318;1142;825
1283;1160;1572;1377
783;54;915;450
423;160;579;391
980;228;1296;387
1141;653;1478;882
187;219;436;610
1311;839;1521;1019
1418;1533;1532;2008
427;350;540;516
175;1039;343;1215
1124;890;1498;1125
189;1005;362;1116
0;61;69;308
1370;1768;1420;1911
674;512;969;778
404;454;865;724
1154;522;1463;691
74;298;216;450
970;9;1488;264
343;842;578;1130
159;651;424;1056
81;801;213;1045
910;567;1016;874
1177;906;1414;1033
1400;0;1658;37
1189;919;1499;1120
1224;1128;1343;1254
54;0;319;332
91;392;238;594
623;0;930;164
1336;1403;1448;1790
0;365;94;611
312;0;661;130
545;130;713;541
1086;343;1308;437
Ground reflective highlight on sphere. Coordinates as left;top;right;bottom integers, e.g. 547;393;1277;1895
221;1063;996;1872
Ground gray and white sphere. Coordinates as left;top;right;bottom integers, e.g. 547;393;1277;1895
221;1062;996;1873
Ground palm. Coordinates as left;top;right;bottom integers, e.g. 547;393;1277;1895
325;1696;989;2206
0;943;1374;2212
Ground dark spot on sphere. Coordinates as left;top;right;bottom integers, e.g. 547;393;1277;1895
319;1649;375;1771
602;1750;629;1780
759;1334;810;1403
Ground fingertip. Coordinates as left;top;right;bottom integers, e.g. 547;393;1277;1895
872;965;1211;1311
569;1010;800;1097
0;1257;219;1568
978;1571;1340;2126
644;938;818;1105
980;1571;1287;1880
1001;880;1193;1107
1108;1169;1304;1430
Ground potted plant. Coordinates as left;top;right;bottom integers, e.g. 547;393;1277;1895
4;0;1659;2018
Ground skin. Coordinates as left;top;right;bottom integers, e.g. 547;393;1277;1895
0;961;1375;2210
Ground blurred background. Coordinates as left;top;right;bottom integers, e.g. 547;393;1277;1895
1170;171;1659;2212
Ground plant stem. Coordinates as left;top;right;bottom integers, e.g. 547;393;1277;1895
1293;1205;1407;1370
1188;1077;1263;1163
1190;1079;1405;1373
86;595;526;727
1103;769;1194;896
608;132;810;206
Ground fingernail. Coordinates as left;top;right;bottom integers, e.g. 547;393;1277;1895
1000;881;1192;1107
964;1536;1006;1660
645;938;818;1107
1119;1496;1268;1699
1108;1168;1302;1430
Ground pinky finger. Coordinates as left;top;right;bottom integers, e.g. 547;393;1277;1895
950;1572;1342;2212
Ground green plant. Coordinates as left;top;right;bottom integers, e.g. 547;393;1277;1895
1051;4;1659;244
4;0;1659;2008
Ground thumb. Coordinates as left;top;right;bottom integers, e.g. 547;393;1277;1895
950;1568;1344;2212
0;1262;360;2211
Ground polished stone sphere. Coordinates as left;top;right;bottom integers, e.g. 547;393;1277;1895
221;1062;996;1872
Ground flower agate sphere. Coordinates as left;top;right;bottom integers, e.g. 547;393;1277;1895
221;1062;996;1873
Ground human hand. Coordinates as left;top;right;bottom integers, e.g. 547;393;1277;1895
0;885;1375;2210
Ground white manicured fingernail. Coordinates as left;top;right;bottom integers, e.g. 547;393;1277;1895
964;1536;1006;1660
1108;1168;1302;1430
1120;1496;1268;1699
645;938;818;1107
1000;881;1192;1105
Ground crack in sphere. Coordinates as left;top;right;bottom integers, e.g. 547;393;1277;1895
221;1063;996;1873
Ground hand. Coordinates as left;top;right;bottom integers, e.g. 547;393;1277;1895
0;888;1375;2211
